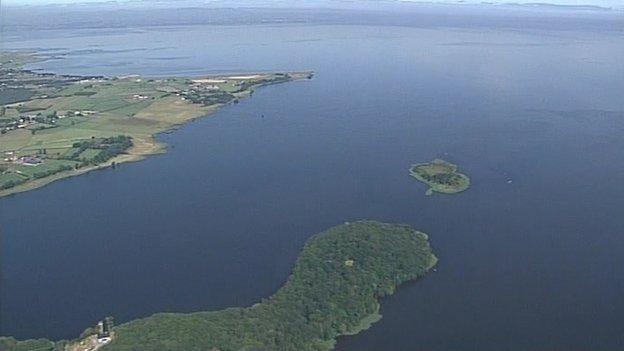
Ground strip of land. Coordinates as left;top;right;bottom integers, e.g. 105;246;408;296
0;220;437;351
0;52;312;197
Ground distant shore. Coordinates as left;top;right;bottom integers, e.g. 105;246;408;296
0;52;312;198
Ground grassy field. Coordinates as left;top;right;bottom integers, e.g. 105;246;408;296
14;159;79;178
409;158;470;195
0;52;311;196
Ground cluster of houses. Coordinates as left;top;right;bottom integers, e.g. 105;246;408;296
96;317;115;342
3;151;43;166
78;78;105;85
68;317;115;351
132;94;150;100
67;110;97;117
18;115;45;127
190;78;224;91
0;109;100;134
175;80;227;103
2;151;15;162
17;155;43;166
1;114;53;133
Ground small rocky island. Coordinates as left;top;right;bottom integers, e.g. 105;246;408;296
409;158;470;195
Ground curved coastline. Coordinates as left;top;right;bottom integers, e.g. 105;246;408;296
0;53;312;198
1;221;437;351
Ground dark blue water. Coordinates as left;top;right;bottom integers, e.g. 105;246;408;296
2;17;624;350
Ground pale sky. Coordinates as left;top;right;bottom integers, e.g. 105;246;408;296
3;0;623;8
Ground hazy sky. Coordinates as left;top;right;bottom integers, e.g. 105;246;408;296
3;0;623;7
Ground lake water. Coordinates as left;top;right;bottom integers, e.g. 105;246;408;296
2;9;624;350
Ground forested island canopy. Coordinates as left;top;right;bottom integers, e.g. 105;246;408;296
409;158;470;195
0;221;437;351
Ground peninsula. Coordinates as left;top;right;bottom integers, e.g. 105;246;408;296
0;52;312;197
0;220;437;351
409;158;470;195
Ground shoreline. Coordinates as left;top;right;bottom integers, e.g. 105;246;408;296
0;72;312;198
98;221;437;351
0;136;163;198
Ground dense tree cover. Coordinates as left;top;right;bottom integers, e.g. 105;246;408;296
234;74;291;92
0;221;436;351
409;159;470;194
0;88;35;105
0;178;27;190
105;221;436;351
420;172;463;186
68;135;133;165
183;90;236;105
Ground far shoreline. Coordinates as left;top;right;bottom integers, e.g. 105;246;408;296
0;63;312;198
